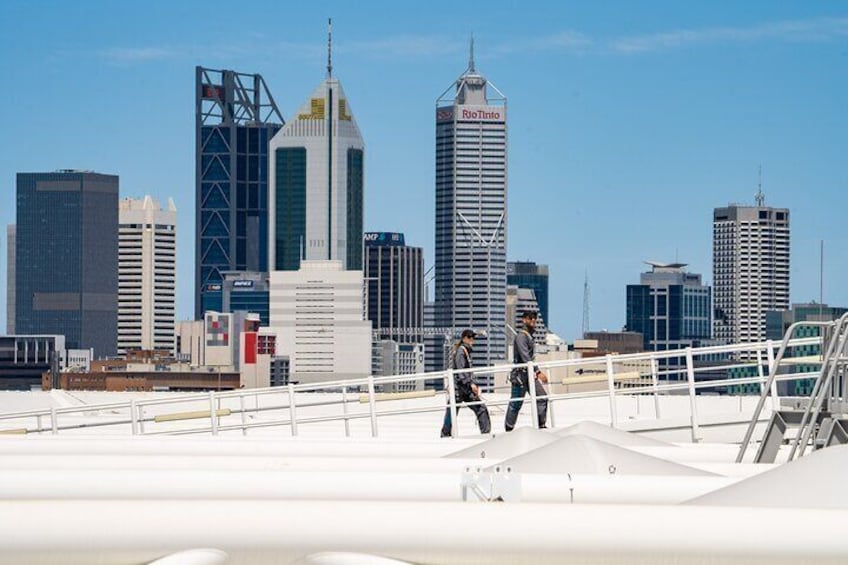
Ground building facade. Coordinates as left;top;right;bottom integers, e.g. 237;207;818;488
0;335;65;391
15;171;118;357
713;202;790;345
6;225;15;335
268;69;364;273
434;44;508;389
583;331;644;355
626;262;712;358
364;232;424;338
195;67;284;318
269;261;371;384
221;271;270;326
507;261;550;328
118;197;177;355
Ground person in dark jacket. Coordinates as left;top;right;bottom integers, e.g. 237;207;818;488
504;311;548;431
441;329;491;437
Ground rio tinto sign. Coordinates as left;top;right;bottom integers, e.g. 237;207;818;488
436;105;505;123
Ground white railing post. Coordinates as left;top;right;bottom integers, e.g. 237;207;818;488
50;407;58;435
367;376;378;437
239;394;247;436
546;362;556;429
342;386;351;437
685;348;700;443
651;357;661;419
766;340;778;411
137;403;145;435
129;400;139;435
605;355;617;428
446;368;459;438
287;383;298;437
36;414;43;435
527;361;539;429
208;391;218;436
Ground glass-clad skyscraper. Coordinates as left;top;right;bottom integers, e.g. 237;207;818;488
364;232;424;336
15;171;119;357
195;67;284;318
626;262;712;358
434;42;507;389
507;261;550;328
269;65;364;272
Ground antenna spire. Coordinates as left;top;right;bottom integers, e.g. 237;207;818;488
468;33;475;73
755;165;765;206
327;18;333;78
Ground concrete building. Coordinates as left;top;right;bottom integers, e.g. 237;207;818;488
373;340;425;392
713;196;790;346
269;50;364;272
626;262;712;356
364;232;424;339
221;271;270;326
175;312;257;370
195;67;284;318
583;331;645;355
508;261;550;328
118;197;177;355
239;328;279;388
0;335;65;390
434;41;508;389
270;261;371;384
15;171;118;357
6;225;15;335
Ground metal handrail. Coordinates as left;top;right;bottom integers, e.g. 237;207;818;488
789;311;848;460
0;337;824;439
736;320;840;463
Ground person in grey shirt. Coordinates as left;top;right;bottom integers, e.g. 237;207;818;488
441;330;491;437
504;311;548;431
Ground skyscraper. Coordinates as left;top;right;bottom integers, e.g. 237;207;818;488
6;225;15;335
434;40;507;388
364;232;424;337
507;261;550;327
626;262;712;355
195;67;284;318
713;191;790;346
269;27;364;273
118;196;177;354
15;171;118;357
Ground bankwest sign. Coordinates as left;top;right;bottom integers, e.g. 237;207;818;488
437;105;505;123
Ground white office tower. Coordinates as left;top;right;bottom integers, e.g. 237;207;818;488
270;261;371;384
118;196;177;354
713;188;790;348
268;27;364;272
434;40;507;390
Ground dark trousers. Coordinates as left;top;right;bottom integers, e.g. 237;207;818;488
504;373;548;431
441;387;491;437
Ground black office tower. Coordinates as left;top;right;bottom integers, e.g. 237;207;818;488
507;261;550;327
195;67;284;318
364;233;424;337
15;171;119;357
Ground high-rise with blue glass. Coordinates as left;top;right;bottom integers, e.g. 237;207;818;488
507;261;550;328
626;261;712;357
195;67;284;318
15;171;119;357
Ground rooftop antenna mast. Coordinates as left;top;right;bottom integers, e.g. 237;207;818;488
468;33;475;72
755;165;765;206
582;271;590;338
327;18;333;78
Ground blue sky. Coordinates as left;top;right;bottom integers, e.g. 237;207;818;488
0;1;846;341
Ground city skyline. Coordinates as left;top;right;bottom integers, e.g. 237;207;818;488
1;1;846;341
